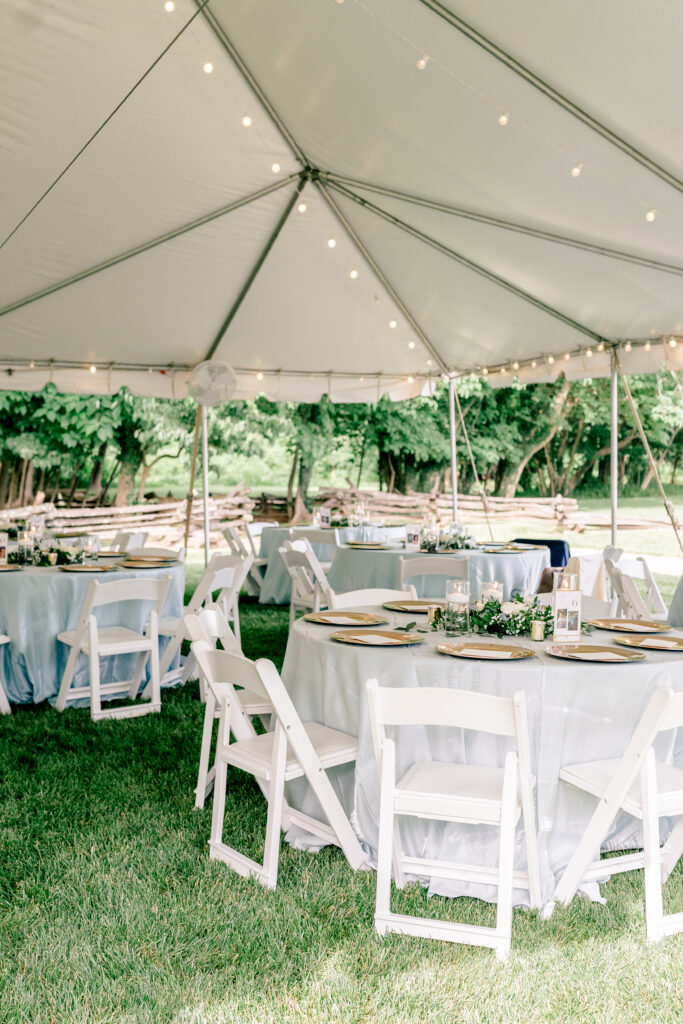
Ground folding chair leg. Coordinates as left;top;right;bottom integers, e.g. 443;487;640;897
231;602;241;648
289;601;296;628
56;644;80;712
553;795;620;906
195;689;217;809
375;740;396;933
210;752;229;852
262;724;288;889
0;681;10;715
147;633;161;708
660;815;683;884
642;752;664;941
129;650;151;700
494;751;518;961
89;651;102;721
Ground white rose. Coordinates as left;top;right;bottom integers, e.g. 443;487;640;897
475;600;485;612
500;601;518;615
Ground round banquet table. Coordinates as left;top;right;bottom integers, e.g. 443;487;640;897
258;524;408;604
326;545;550;602
0;563;185;705
281;608;683;905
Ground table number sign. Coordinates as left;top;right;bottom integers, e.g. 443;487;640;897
553;570;581;642
405;525;420;551
320;507;331;527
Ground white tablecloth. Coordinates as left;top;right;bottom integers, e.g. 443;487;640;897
326;546;550;601
0;563;184;704
669;576;683;627
258;524;408;603
282;608;683;904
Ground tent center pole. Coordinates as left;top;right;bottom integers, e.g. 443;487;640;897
201;405;210;566
448;377;458;521
610;352;618;548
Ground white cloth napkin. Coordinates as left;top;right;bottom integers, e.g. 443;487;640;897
324;615;373;625
351;634;402;645
467;649;513;659
570;651;625;661
638;638;679;649
618;623;660;632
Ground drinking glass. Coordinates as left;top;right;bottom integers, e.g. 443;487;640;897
444;579;470;636
81;535;100;562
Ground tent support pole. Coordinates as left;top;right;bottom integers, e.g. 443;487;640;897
201;405;211;567
448;377;458;521
184;406;202;550
205;178;307;360
614;352;683;553
610;352;618;548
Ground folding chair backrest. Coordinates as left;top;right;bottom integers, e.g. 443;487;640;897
223;525;250;559
193;643;269;705
618;571;650;619
604;558;629;616
279;540;333;604
332;587;418;608
400;555;469;580
245;521;272;557
188;553;252;612
90;575;170;609
112;530;148;551
127;546;185;562
295;528;340;549
185;607;240;653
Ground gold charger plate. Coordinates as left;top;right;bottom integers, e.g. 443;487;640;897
437;641;535;661
330;629;423;647
303;611;389;626
345;542;391;550
383;599;445;613
588;618;670;633
614;635;683;652
545;643;645;663
60;564;120;573
0;565;21;572
120;559;177;569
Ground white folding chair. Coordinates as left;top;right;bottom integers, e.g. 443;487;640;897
604;558;665;621
126;546;186;562
0;635;11;714
331;587;417;608
193;643;367;887
224;525;268;597
185;610;272;808
366;679;541;961
110;531;148;552
279;540;335;625
155;552;252;688
56;576;171;721
293;528;340;571
399;555;469;596
618;555;666;618
552;686;683;942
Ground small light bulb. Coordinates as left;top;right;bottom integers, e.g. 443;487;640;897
408;341;416;349
512;361;519;370
359;375;364;382
29;360;35;369
646;208;656;222
427;359;432;366
388;320;397;329
498;112;509;126
548;355;555;365
241;115;252;127
164;1;175;10
203;62;213;74
586;349;593;358
271;163;280;173
564;352;570;361
416;56;429;70
501;366;508;375
570;163;583;178
336;0;344;5
327;238;336;248
349;269;358;279
597;342;605;352
624;341;632;352
531;360;537;368
482;367;488;376
148;367;153;374
644;340;652;351
89;365;97;374
670;337;678;348
407;376;414;383
297;202;307;213
256;372;264;381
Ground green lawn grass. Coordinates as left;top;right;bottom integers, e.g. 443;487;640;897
2;603;683;1023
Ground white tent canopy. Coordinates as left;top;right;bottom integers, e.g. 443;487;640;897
1;0;683;400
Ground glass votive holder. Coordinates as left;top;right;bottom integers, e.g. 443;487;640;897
553;570;578;592
531;619;546;642
481;580;503;604
81;534;100;562
444;579;470;636
18;531;33;564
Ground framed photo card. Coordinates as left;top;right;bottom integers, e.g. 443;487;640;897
553;583;582;642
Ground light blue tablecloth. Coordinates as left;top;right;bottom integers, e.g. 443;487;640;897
258;524;408;604
669;576;683;627
326;546;550;600
0;563;184;705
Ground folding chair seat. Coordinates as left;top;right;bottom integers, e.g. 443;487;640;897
552;686;683;942
56;576;170;721
331;587;417;608
366;680;541;961
184;609;272;808
224;525;268;597
0;634;11;714
155;552;252;690
399;555;469;597
279;540;335;625
193;642;367;888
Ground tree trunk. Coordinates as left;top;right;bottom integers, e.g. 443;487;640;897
640;427;682;491
286;447;299;514
115;462;137;507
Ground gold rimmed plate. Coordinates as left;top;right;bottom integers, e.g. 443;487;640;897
330;629;423;647
120;559;177;569
303;611;389;626
437;641;535;661
383;599;445;614
614;635;683;652
588;618;671;634
545;643;645;663
345;541;391;550
0;565;21;572
60;564;120;573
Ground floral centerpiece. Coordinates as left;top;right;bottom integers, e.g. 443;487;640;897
469;593;553;638
439;531;477;551
9;544;85;567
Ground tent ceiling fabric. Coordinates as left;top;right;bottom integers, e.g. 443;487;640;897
1;0;682;399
